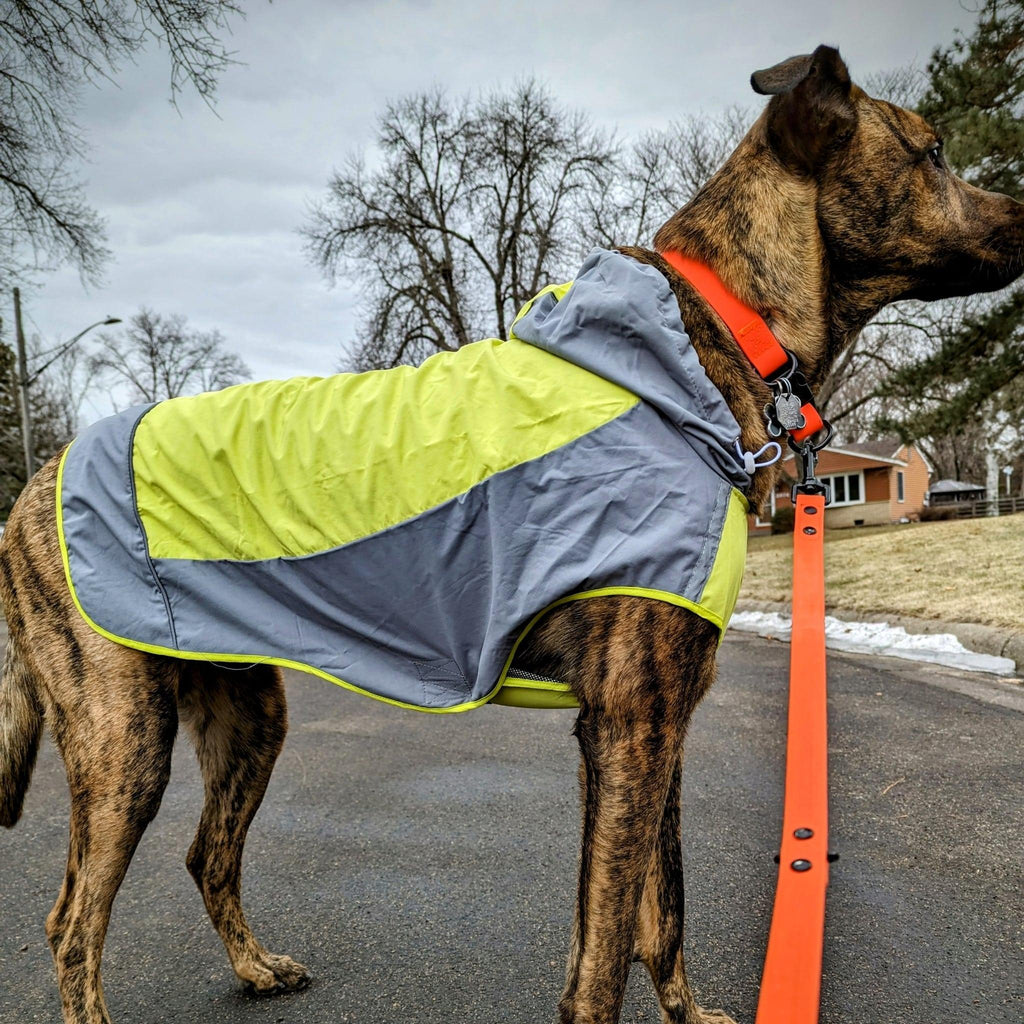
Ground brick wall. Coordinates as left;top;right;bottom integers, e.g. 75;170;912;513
890;444;930;520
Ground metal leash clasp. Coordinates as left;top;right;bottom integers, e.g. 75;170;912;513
756;347;833;503
790;422;834;505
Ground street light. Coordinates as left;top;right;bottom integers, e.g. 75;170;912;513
24;317;122;386
12;286;121;480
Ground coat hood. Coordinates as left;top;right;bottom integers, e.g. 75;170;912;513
510;248;751;490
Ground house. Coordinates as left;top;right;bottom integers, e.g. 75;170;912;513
749;440;932;534
927;479;986;505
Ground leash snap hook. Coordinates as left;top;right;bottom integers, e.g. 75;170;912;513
790;423;834;505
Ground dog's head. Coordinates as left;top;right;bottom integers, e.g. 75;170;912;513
751;44;1024;303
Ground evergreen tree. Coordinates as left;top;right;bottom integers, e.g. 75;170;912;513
0;342;23;514
874;1;1024;484
918;0;1024;200
0;339;73;516
875;288;1024;439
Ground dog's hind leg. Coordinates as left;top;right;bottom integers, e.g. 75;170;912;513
557;599;721;1024
45;654;179;1024
0;456;180;1023
179;663;309;995
634;755;738;1024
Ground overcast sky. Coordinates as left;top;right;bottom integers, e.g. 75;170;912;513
20;0;977;423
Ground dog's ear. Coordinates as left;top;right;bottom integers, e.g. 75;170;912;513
751;44;856;173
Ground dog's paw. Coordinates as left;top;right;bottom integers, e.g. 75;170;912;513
242;953;311;996
693;1009;739;1024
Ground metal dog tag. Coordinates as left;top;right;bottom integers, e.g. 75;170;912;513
772;393;806;431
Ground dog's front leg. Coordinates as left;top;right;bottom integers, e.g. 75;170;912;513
634;754;738;1024
559;698;681;1024
555;600;724;1024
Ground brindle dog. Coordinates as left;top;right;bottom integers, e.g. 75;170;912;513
2;45;1022;1024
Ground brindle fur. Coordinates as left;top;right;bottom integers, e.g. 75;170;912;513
1;46;1022;1024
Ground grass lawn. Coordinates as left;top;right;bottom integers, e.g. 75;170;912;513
741;514;1024;630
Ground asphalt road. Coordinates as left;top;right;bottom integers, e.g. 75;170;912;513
1;633;1021;1024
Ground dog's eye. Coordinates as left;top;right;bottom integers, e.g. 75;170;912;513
927;142;944;169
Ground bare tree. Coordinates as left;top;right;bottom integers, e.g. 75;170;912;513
0;1;243;287
38;337;101;437
90;309;249;406
862;65;926;108
588;108;751;249
817;299;965;430
304;81;618;370
305;91;756;370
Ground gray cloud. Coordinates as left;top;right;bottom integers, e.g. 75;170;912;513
19;0;975;420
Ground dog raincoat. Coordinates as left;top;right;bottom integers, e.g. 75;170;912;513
57;249;751;712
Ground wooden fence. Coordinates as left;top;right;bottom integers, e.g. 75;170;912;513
939;495;1024;519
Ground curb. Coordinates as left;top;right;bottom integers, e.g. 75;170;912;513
735;599;1024;677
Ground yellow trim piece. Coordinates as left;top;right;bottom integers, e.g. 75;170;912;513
492;681;579;709
509;280;574;336
697;488;749;640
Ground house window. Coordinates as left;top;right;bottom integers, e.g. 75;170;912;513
821;472;863;507
897;471;905;502
754;488;777;528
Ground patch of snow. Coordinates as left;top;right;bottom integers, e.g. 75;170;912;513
730;611;1016;677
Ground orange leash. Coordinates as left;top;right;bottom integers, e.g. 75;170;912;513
656;248;834;1019
755;492;831;1023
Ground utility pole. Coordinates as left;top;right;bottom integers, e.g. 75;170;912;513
13;287;34;481
9;292;120;486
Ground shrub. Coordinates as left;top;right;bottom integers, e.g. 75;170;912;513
919;504;958;522
771;506;795;533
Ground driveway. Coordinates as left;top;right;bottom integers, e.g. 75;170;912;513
1;633;1021;1023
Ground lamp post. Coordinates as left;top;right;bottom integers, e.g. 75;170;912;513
12;287;120;480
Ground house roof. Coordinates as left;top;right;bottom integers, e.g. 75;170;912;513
841;438;904;460
782;441;907;467
929;478;984;493
837;438;936;475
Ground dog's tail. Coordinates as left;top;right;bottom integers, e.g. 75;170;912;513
0;632;43;827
